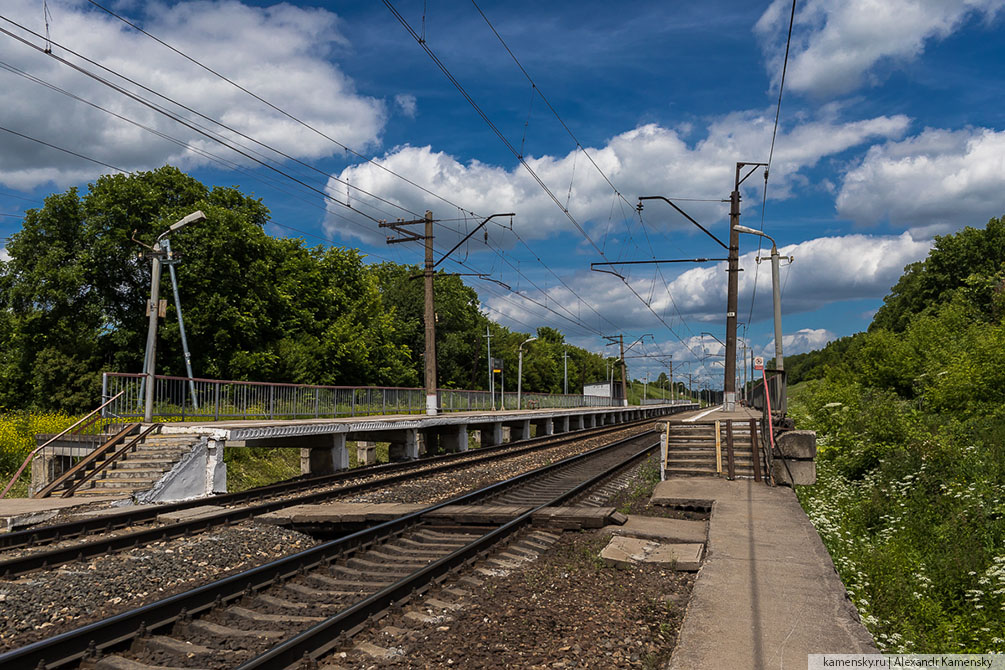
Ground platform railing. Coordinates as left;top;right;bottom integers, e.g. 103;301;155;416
101;373;621;422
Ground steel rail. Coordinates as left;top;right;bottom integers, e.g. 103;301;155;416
243;440;658;668
0;411;682;554
0;431;655;670
0;413;683;577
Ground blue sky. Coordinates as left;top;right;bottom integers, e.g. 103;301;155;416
1;0;1004;390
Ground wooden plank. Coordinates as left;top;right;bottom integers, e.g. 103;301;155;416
725;421;736;480
749;419;762;482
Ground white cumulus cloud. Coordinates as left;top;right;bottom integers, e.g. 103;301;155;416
394;94;417;118
0;247;9;263
836;127;1005;231
0;0;386;189
326;111;908;245
481;231;932;334
763;328;837;358
756;0;1004;97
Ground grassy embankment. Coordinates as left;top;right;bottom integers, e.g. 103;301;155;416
790;379;1005;653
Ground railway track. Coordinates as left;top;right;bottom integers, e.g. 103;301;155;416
0;430;658;670
0;414;677;578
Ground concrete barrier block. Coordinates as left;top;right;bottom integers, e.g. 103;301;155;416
771;459;816;486
600;536;703;571
772;430;817;459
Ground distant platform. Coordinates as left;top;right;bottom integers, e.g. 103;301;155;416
158;403;695;442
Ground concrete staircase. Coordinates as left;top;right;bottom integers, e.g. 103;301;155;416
665;420;767;480
74;433;203;497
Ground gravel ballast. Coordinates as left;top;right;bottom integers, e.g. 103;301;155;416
329;531;694;669
0;425;659;655
0;523;315;651
325;455;701;669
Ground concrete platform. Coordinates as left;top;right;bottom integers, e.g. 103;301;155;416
653;478;877;669
0;495;126;532
603;515;706;544
158;404;688;443
600;536;703;571
258;503;427;525
677;404;761;423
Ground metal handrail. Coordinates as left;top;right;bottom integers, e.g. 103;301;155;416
33;423;140;498
0;391;125;500
60;425;158;498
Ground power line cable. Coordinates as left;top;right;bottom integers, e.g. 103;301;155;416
0;18;404;225
471;0;699;342
0;189;40;204
0;59;400;240
386;0;701;352
382;0;604;255
72;3;641;340
4;9;644;343
745;0;797;328
0;124;127;174
83;0;495;224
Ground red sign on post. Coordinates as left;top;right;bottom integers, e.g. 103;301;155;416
753;356;764;371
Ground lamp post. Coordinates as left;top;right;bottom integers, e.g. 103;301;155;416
734;225;786;372
142;211;206;422
517;336;537;409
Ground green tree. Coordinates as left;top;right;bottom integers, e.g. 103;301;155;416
872;215;1005;332
369;263;487;389
0;166;413;411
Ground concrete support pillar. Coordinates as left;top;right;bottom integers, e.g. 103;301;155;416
390;429;420;461
511;420;532;441
207;437;227;494
556;416;570;433
480;423;503;447
533;418;554;436
441;425;468;453
357;440;377;466
300;434;348;475
570;414;584;430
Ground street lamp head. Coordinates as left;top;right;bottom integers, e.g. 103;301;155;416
734;224;777;249
158;210;206;241
522;336;537;346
